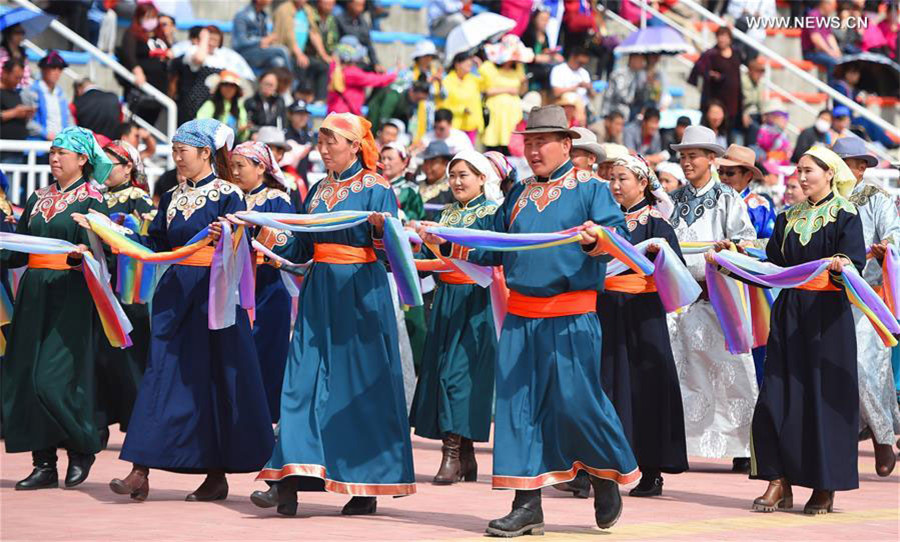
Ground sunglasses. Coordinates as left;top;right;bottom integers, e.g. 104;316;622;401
718;167;745;177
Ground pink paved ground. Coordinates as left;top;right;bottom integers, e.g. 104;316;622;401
1;430;897;541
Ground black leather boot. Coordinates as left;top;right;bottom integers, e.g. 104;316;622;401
485;489;544;537
16;449;58;490
341;496;377;515
629;471;663;497
64;451;96;488
250;477;299;516
553;470;591;498
590;477;622;529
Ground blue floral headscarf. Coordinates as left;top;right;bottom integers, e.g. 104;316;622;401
51;126;114;183
172;119;235;156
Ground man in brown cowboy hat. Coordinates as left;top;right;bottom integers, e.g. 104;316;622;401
418;105;638;537
716;143;776;239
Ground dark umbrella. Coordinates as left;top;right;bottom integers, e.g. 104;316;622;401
834;52;900;98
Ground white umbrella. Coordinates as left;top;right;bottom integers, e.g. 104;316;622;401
444;12;516;65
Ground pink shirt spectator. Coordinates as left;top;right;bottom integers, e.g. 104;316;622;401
0;46;33;89
326;63;396;116
502;0;534;37
800;8;833;54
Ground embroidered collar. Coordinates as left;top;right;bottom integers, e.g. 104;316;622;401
623;198;660;232
784;192;857;246
420;176;450;202
57;177;87;193
535;160;574;183
248;182;267;195
332;160;363;181
458;193;486;209
623;198;649;214
441;193;497;227
670;179;727;229
685;174;715;198
185;172;217;189
108;180;132;193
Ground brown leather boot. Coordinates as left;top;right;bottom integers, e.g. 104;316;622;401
803;489;834;515
109;465;150;501
459;437;478;482
433;433;463;485
872;435;897;477
752;478;792;512
186;470;228;501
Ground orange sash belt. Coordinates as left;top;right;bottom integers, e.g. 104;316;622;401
605;274;657;294
313;243;376;264
28;253;74;270
173;246;215;267
437;270;476;285
795;272;841;292
507;290;597;318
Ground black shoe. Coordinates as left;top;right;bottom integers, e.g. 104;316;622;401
65;452;95;488
250;480;298;516
486;489;544;538
15;449;59;490
732;458;751;473
99;427;110;450
341;496;376;516
553;471;591;498
629;474;663;497
590;477;622;530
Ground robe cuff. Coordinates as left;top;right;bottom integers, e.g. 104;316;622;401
372;228;385;251
256;227;282;250
450;243;471;261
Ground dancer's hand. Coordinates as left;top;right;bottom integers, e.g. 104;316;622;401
209;221;223;242
579;221;598;246
225;213;248;226
416;221;445;245
647;243;660;254
71;212;90;230
828;255;851;273
704;249;717;264
367;212;389;230
869;241;888;261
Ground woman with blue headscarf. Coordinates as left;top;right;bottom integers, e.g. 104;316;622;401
1;126;113;491
85;119;274;502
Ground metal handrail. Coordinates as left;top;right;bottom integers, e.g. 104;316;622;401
12;0;177;166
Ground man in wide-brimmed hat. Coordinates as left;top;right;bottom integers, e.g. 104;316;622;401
716;143;775;239
667;125;759;473
836;136;900;478
569;127;606;173
418;105;638;537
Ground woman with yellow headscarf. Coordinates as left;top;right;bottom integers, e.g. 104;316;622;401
250;113;415;517
708;145;866;515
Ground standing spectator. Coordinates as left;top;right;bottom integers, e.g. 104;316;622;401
0;59;34;164
832;64;898;149
335;0;381;72
233;0;294;73
661;115;692;163
436;54;484;144
416;108;475;155
274;67;295;107
118;2;171;125
481;35;532;153
800;0;842;80
327;36;396;115
305;0;339;103
169;26;224;125
740;58;765;146
561;0;597;52
0;25;32;89
754;102;793;175
115;121;158;163
701;100;731;148
428;0;467;40
197;70;252;141
400;41;442;143
688;26;743;130
601;54;647;120
72;78;122;140
272;0;313;74
246;70;289;130
791;109;834;162
521;8;565;91
367;81;430;136
550;46;593;113
623;107;667;166
284;100;316;192
22;51;72;143
590;111;625;144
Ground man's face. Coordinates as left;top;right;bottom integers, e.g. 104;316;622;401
570;149;596;171
290;111;309;130
832;115;850;133
319;0;335;14
209;32;222;52
749;62;764;83
606;116;624;137
718;166;753;192
348;0;365;16
820;0;837;16
844;157;868;182
679;149;714;184
642;117;659;137
123;128;140;147
1;65;23;88
571;53;589;68
716;32;732;50
434;120;451;139
424;157;448;182
41;67;62;88
523;132;571;177
409;89;427;104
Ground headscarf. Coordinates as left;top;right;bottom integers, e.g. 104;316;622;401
232;141;290;191
611;154;674;218
484;150;514;183
447;150;503;203
382;142;409;162
103;139;146;187
172;118;235;156
51;126;114;183
655;162;687;187
803;145;856;198
320;112;379;172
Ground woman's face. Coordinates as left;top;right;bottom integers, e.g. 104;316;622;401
379;148;406;180
448;160;485;205
455;57;473;75
608;165;647;209
259;74;278;98
219;83;238;100
534;11;549;32
230;154;265;193
783;176;803;206
49;147;87;183
103;150;133;188
796;155;833;201
570;149;596;171
9;28;25;47
706;105;725;130
172;143;210;180
658;172;681;193
317;130;359;173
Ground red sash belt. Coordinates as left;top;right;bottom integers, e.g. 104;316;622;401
605;274;657;294
438;270;476;285
507;290;597;318
313;243;376;264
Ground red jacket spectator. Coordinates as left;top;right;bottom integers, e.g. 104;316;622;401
563;0;596;35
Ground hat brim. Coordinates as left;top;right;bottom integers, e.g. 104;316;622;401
513;127;581;138
670;142;726;156
716;157;764;180
840;153;878;167
573;142;607;161
263;141;290;150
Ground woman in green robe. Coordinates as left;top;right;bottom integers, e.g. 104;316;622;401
1;127;113;490
409;150;499;485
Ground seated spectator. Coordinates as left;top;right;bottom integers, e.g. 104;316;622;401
550;46;593;113
233;0;294;73
601;53;647;121
623;107;667;166
800;0;842;79
22;51;72;143
590;111;624;144
115;121;158;163
274;67;295;107
862;4;898;61
400;41;442;143
521;7;565;91
701;99;731;149
0;24;32;89
377;119;405;150
416;108;475;156
273;0;313;73
428;0;467;41
169;26;225;125
481;35;532;153
832;63;899;149
72;77;122;140
655;162;687;193
661;115;691;163
831;104;853;138
754;102;792;175
336;0;381;71
246;70;289;130
0;59;33;164
367;81;431;139
557;91;582;127
688;26;743;130
791;109;834;162
197;70;252;141
284;100;316;191
740;58;765;146
327;36;396;115
436;53;484;144
118;2;171;125
305;0;339;103
833;2;863;54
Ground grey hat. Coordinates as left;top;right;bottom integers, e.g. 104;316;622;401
256;126;290;150
832;136;878;167
421;140;453;161
513;105;580;137
670;125;726;156
570;127;606;162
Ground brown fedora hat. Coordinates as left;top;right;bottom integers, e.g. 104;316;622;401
716;144;764;180
513;105;580;137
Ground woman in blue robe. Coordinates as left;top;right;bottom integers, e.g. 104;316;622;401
250;113;415;517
